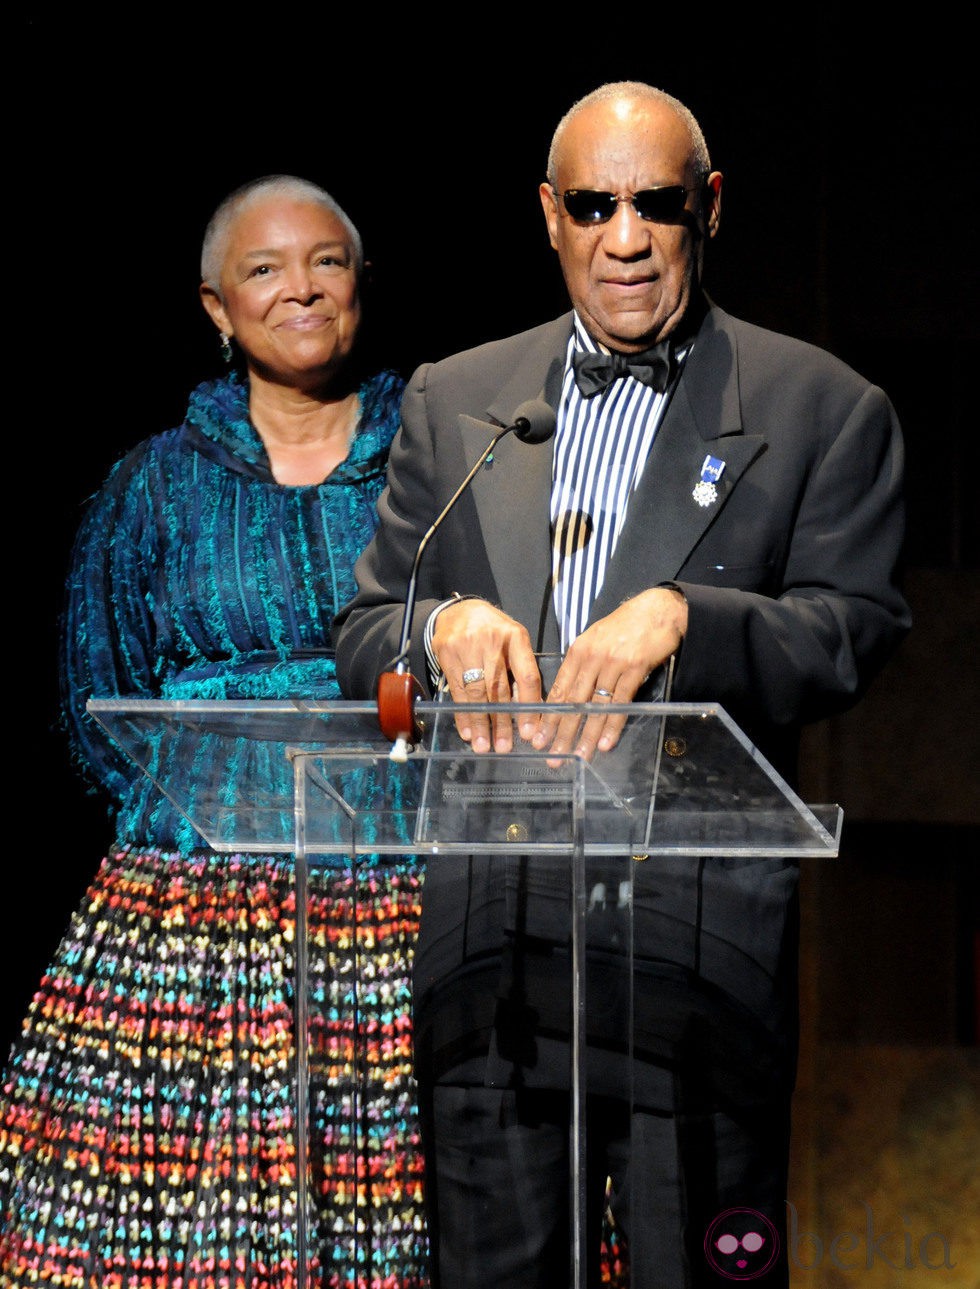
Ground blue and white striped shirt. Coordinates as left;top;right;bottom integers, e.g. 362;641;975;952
552;315;688;649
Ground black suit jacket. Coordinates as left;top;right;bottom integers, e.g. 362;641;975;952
334;300;910;1107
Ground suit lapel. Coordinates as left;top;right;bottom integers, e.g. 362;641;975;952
464;315;571;652
591;306;766;618
450;306;766;645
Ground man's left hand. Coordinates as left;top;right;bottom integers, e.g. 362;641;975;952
532;586;688;760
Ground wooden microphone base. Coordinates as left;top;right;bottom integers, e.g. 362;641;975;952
377;669;424;745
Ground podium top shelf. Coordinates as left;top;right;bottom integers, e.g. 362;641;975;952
87;698;841;859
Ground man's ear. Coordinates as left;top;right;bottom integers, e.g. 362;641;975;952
539;182;561;251
704;171;723;239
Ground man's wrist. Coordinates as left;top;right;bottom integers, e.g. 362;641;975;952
423;593;482;687
656;581;689;637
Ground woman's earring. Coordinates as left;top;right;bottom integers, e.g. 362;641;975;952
220;332;234;366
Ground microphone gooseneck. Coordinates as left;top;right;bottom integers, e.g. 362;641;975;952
390;400;556;672
377;399;556;746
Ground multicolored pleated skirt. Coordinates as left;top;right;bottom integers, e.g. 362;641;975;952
0;847;429;1288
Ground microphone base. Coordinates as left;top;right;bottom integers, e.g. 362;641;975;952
377;669;425;746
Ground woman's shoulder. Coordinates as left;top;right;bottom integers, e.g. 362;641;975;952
76;378;224;527
340;369;405;473
358;368;405;430
87;424;184;503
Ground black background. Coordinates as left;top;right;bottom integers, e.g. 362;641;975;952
6;21;976;1053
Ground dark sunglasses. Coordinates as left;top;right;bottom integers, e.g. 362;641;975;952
558;185;696;225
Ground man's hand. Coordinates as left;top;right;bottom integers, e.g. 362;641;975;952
533;586;688;760
432;599;543;752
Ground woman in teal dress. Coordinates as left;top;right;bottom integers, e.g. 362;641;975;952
0;175;428;1288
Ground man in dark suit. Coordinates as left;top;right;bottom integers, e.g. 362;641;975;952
335;81;910;1287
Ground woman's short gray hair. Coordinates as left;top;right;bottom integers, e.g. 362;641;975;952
200;174;363;292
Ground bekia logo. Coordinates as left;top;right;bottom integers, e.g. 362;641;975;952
786;1203;956;1272
704;1208;779;1280
703;1203;957;1278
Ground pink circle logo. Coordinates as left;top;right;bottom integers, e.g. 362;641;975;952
704;1207;780;1280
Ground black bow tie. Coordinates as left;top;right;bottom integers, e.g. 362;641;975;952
572;340;675;397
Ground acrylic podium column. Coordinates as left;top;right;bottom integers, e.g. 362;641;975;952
88;695;842;1289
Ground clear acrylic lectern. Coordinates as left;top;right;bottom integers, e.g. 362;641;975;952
89;695;841;1289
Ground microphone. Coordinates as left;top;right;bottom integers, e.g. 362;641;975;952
510;400;556;444
377;398;556;751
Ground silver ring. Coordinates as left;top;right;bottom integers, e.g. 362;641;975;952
462;668;485;685
593;688;614;699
